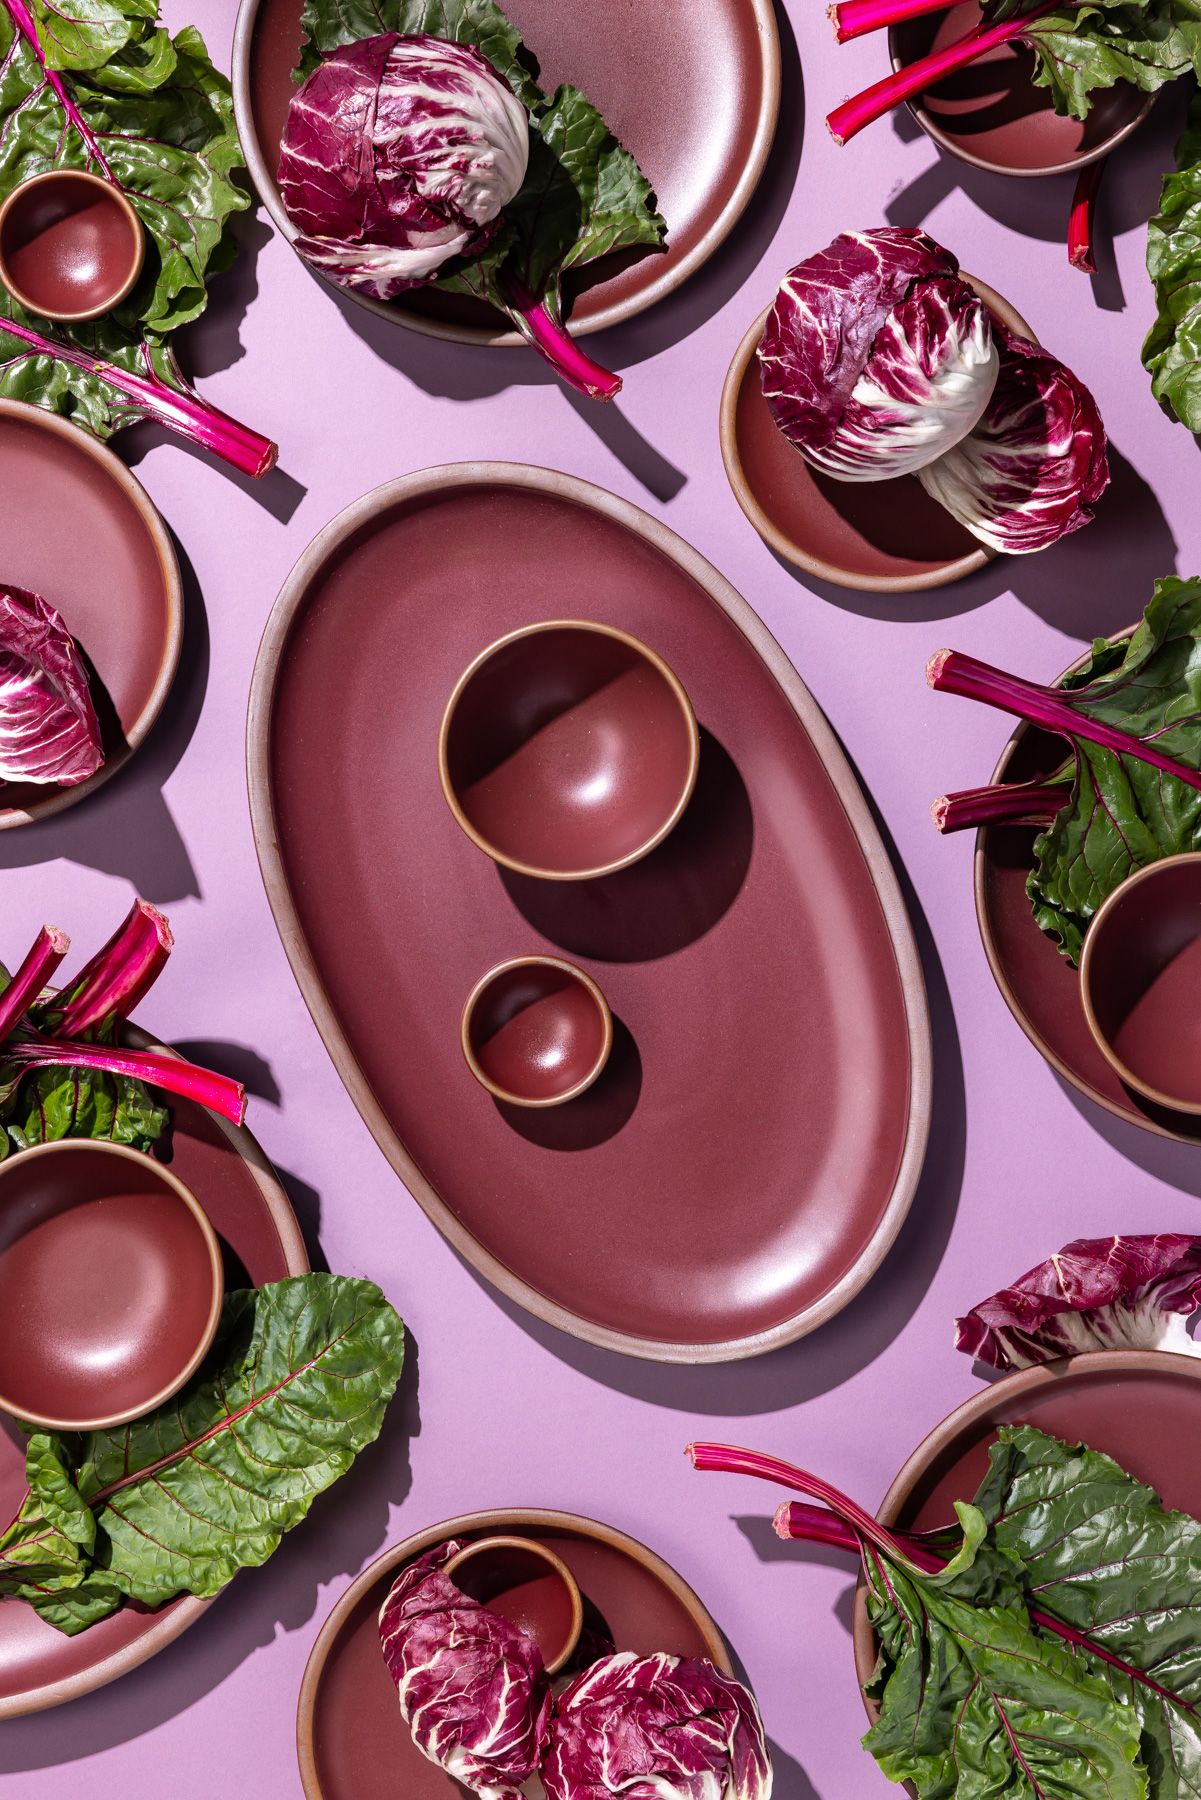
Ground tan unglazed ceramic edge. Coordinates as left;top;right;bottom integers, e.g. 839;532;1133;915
887;28;1155;179
0;398;183;831
437;618;701;881
0;1139;223;1431
0;170;146;322
1078;852;1201;1115
444;1533;585;1674
0;1022;309;1722
295;1506;733;1799
460;956;615;1109
230;0;781;346
246;461;933;1364
848;1350;1201;1737
718;277;1033;595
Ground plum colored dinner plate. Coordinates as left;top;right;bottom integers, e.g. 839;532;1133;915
974;630;1201;1144
851;1351;1201;1702
232;0;780;342
296;1508;729;1800
0;1025;308;1718
0;400;181;828
247;463;932;1363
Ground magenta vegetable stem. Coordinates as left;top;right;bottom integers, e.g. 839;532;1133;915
2;0;114;178
5;1035;245;1125
827;0;1059;143
1069;156;1107;274
53;900;172;1038
0;927;69;1041
932;778;1072;833
503;275;622;402
928;648;1201;794
687;1442;912;1568
830;0;973;45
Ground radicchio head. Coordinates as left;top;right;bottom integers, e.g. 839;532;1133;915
956;1234;1201;1371
916;323;1109;553
279;34;529;302
541;1652;772;1800
758;227;999;482
378;1538;551;1799
0;585;102;787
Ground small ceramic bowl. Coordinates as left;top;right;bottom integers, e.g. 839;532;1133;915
0;1139;223;1430
1079;854;1201;1115
888;2;1153;177
720;276;1034;593
439;620;700;881
0;169;145;322
446;1535;585;1675
462;956;614;1109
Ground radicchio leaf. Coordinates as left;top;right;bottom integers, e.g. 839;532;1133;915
956;1234;1201;1370
0;585;102;786
378;1538;551;1800
916;323;1110;552
758;226;998;481
541;1652;773;1800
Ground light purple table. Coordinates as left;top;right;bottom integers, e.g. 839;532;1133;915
3;4;1197;1794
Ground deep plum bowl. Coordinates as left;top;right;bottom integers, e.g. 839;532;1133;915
0;169;145;323
461;956;614;1109
445;1535;584;1675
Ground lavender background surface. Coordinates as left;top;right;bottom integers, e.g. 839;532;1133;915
4;2;1199;1794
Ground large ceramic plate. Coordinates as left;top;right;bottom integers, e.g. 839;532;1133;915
0;400;182;829
0;1026;308;1718
973;631;1201;1143
232;0;780;343
296;1508;729;1800
247;464;931;1363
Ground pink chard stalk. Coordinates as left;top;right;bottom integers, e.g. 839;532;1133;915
1069;157;1107;274
502;275;622;402
830;0;974;45
932;775;1072;833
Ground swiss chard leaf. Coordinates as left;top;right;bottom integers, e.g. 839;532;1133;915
988;0;1201;121
295;0;539;104
31;0;157;72
1145;91;1201;432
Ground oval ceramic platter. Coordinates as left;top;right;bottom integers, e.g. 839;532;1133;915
247;464;932;1364
0;400;182;829
973;632;1201;1144
0;1025;308;1718
296;1509;729;1800
232;0;780;343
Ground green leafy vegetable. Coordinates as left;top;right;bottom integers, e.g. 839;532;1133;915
1145;92;1201;430
988;0;1201;120
0;1275;406;1634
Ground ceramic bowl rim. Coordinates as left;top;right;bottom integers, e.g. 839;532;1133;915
444;1532;585;1675
460;954;615;1108
0;168;146;322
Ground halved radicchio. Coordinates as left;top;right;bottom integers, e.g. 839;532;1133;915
0;585;103;787
541;1651;773;1800
378;1538;551;1800
955;1234;1201;1371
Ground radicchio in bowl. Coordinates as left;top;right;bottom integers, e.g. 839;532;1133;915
0;585;102;786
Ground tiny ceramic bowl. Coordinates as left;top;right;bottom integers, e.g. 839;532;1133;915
438;620;700;881
0;1139;223;1430
1079;854;1201;1115
446;1535;585;1675
887;2;1153;177
461;956;614;1109
720;276;1034;594
0;169;145;323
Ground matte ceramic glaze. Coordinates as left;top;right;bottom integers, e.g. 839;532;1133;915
0;1027;308;1719
296;1510;730;1800
463;957;613;1107
442;622;698;879
248;465;932;1362
232;0;780;342
0;171;144;320
0;1142;221;1429
889;2;1153;176
719;281;1033;593
445;1536;583;1674
0;400;181;828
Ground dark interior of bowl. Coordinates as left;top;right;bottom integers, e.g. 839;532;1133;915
1086;862;1201;1108
449;1541;576;1666
446;627;694;875
0;172;139;316
892;2;1147;171
469;962;608;1103
0;1147;214;1423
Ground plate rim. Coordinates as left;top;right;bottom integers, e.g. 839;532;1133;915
0;1024;309;1720
245;459;933;1364
231;0;782;346
0;398;183;831
295;1505;732;1800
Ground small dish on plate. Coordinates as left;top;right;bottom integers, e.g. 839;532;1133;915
719;278;1034;593
0;170;145;322
439;620;700;881
0;1138;222;1431
445;1535;584;1675
461;956;614;1109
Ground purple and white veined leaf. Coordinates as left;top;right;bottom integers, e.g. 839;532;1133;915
917;324;1110;553
758;226;998;481
278;33;529;302
0;585;102;787
955;1233;1201;1371
541;1651;773;1800
378;1537;551;1800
